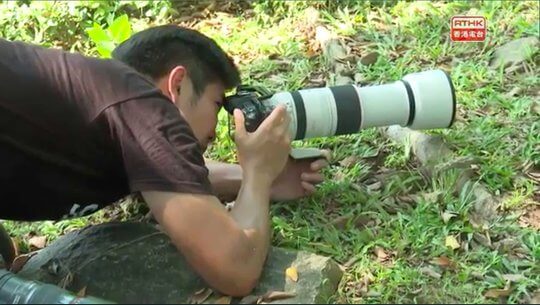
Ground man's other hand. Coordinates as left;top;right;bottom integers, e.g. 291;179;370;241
270;150;331;201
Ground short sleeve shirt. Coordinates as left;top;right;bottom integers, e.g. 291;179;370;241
0;38;213;221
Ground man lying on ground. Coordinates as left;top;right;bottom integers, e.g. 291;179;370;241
0;24;330;296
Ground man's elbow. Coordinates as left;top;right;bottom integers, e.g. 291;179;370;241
223;274;259;297
208;245;264;297
216;259;261;297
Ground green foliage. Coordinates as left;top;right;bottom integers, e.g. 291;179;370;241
86;14;132;58
0;0;172;55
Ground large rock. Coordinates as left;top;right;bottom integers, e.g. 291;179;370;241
16;222;343;304
489;36;539;70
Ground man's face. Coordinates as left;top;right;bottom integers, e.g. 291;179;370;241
157;66;227;152
176;78;225;151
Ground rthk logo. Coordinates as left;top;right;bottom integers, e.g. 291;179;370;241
451;16;486;42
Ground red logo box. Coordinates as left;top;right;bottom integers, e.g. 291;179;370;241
451;16;486;42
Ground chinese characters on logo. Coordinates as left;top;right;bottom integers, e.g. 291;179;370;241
451;16;486;42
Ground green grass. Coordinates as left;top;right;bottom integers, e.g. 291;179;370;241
1;0;539;303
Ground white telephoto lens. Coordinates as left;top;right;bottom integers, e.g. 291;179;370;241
402;69;456;129
263;69;456;140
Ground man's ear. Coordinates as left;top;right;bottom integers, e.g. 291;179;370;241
167;65;187;104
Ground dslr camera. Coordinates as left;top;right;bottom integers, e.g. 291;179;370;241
223;69;456;159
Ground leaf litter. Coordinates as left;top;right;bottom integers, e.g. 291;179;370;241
240;291;296;304
9;251;38;273
28;235;47;249
188;288;213;304
445;235;460;250
285;266;298;282
214;295;232;304
484;280;513;299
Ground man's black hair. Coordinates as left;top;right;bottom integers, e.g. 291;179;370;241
112;24;241;98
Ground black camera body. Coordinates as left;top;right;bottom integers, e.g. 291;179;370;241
223;85;274;132
223;85;328;161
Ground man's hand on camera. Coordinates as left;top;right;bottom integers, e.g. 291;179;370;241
233;104;291;186
270;151;331;201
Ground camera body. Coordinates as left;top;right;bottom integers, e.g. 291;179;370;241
223;85;275;133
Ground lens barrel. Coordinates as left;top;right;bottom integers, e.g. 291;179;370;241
261;69;456;140
0;270;115;304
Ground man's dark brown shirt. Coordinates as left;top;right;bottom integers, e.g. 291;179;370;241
0;39;213;221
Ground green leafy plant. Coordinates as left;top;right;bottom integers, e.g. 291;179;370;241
86;14;132;58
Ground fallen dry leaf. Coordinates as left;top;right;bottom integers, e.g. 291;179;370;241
441;211;458;223
532;101;540;115
354;216;372;229
473;232;492;248
261;291;296;302
333;171;347;182
525;170;540;182
366;180;382;192
331;214;371;231
502;274;525;282
530;288;540;304
189;288;213;304
324;198;339;215
397;195;418;204
445;235;460;250
503;86;523;99
365;290;381;297
214;295;232;304
356;272;375;295
484;288;512;298
28;235;47;249
492;237;521;253
422;191;443;203
76;286;87;298
374;246;389;262
239;295;261;304
354;280;368;295
330;215;350;230
518;205;540;230
363;271;376;283
339;156;360;168
9;252;38;273
285;266;298;282
343;255;361;268
430;256;453;268
471;271;484;280
420;266;442;279
485;280;513;299
354;72;366;84
360;51;379;66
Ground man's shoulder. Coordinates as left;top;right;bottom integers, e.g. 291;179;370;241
0;38;165;118
67;50;157;91
62;50;170;119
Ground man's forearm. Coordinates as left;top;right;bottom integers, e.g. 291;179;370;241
205;159;272;278
205;159;242;202
141;178;271;296
228;172;272;292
